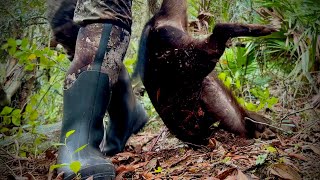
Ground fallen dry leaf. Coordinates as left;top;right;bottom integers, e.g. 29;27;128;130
237;170;249;180
208;138;217;149
115;152;136;161
142;172;154;179
249;174;260;180
188;166;198;173
145;158;159;171
198;162;211;168
288;153;308;161
216;169;249;180
309;144;320;156
224;175;237;180
167;154;191;168
268;163;301;180
280;157;301;172
116;165;136;180
231;155;248;160
116;165;135;175
133;161;148;169
134;144;142;153
171;176;180;180
216;168;237;179
204;177;220;180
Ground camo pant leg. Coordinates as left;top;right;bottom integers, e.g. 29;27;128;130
73;0;132;31
64;24;130;89
47;0;132;58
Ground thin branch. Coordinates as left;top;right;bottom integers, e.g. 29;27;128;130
0;148;29;161
25;74;60;120
149;127;167;151
14;140;23;177
4;163;17;177
291;102;320;139
244;117;285;132
25;172;36;180
312;107;320;120
168;154;191;168
293;119;319;140
183;142;210;152
281;105;318;121
141;134;158;148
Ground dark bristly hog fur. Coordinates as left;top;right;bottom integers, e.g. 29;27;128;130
135;0;275;144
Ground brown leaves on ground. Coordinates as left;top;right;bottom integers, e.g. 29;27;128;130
268;163;301;180
1;114;319;180
111;128;320;179
216;168;252;180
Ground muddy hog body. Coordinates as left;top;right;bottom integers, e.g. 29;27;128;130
136;0;274;144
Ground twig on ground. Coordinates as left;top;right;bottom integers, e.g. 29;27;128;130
140;134;158;148
281;105;317;121
285;101;320;139
149;127;167;151
0;148;14;159
293;119;319;139
14;140;23;177
244;117;285;132
183;142;210;152
47;170;54;180
169;154;191;168
4;163;17;178
0;148;29;161
25;172;36;180
311;104;320;120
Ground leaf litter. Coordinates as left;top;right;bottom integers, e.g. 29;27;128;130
1;108;319;180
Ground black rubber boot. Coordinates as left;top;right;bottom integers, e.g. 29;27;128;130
57;71;115;180
101;67;148;156
57;24;115;180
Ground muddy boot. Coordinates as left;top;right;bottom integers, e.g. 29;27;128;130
102;67;148;156
57;24;115;180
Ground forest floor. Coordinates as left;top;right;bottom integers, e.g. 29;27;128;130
1;105;319;180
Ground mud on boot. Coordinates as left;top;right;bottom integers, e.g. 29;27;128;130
57;24;116;180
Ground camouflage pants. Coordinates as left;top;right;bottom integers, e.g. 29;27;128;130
74;0;132;32
48;0;132;30
47;0;133;89
64;23;131;89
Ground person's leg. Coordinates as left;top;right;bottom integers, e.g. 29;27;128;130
49;0;149;179
102;66;148;156
58;23;117;180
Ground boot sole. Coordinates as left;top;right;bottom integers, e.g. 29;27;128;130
62;163;115;180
